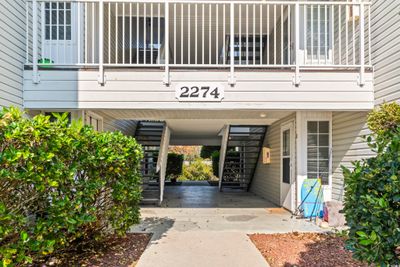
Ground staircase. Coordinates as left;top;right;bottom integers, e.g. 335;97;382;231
135;121;165;204
220;125;268;191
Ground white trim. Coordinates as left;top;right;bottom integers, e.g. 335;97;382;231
296;111;332;206
280;119;296;212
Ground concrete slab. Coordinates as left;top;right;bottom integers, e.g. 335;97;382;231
132;184;322;267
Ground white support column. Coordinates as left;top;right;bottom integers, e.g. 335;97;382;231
358;3;365;86
294;3;301;86
229;3;236;85
163;2;170;85
98;0;105;85
32;0;39;84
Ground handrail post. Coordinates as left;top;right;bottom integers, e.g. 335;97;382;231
294;2;300;86
163;2;170;85
359;3;365;86
98;0;105;85
32;0;39;84
229;2;235;85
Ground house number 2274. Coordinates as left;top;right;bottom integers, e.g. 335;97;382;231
175;83;225;102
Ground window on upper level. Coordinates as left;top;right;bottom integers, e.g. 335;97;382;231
45;2;72;41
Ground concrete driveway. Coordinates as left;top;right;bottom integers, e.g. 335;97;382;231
132;183;321;267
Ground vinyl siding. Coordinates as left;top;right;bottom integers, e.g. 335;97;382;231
0;0;26;107
250;113;295;206
331;111;374;201
371;0;400;104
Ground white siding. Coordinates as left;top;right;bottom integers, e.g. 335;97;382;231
23;70;374;110
372;0;400;104
331;111;374;201
0;0;26;107
250;113;295;206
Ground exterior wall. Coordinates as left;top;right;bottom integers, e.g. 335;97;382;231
23;70;374;110
250;113;295;206
371;0;400;104
0;0;26;107
331;111;373;201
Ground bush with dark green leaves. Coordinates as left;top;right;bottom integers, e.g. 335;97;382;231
166;153;184;180
179;157;216;181
342;102;400;265
200;146;220;159
0;107;143;266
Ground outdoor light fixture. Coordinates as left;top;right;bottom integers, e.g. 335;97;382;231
260;113;267;118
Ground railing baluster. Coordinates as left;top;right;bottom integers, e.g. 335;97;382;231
317;4;320;64
32;0;39;83
223;4;225;65
253;4;255;65
92;2;95;64
144;3;146;64
130;3;132;65
99;0;104;84
295;2;300;85
246;4;248;65
41;2;45;64
78;2;81;64
181;3;183;64
239;4;241;65
115;2;118;64
310;4;313;65
150;3;153;64
209;4;211;64
324;4;327;64
345;4;348;65
303;5;306;65
188;4;191;65
352;3;356;65
107;2;110;64
64;1;67;64
359;3;365;85
164;1;169;85
368;5;371;65
136;3;139;64
85;2;87;64
273;4;276;65
202;3;204;65
123;2;126;64
216;4;218;65
331;5;334;65
339;5;342;65
288;5;291;65
174;3;176;64
229;2;234;84
26;1;29;64
158;3;160;65
267;4;269;65
260;4;262;65
195;4;198;65
280;4;283;65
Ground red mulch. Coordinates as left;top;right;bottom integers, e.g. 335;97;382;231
249;232;370;267
41;233;152;267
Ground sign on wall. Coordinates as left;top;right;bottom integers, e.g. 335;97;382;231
175;83;224;102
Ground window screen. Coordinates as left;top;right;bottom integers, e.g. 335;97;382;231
307;121;330;185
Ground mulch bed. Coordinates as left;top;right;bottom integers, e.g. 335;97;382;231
249;232;370;267
40;233;152;267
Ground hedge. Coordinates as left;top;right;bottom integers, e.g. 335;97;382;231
166;153;184;180
0;107;143;266
342;103;400;265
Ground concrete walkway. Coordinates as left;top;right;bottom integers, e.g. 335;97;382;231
132;183;321;267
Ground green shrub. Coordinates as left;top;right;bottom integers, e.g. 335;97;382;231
166;153;184;180
179;158;216;181
211;151;220;177
367;102;400;135
342;103;400;265
0;107;143;266
200;146;220;159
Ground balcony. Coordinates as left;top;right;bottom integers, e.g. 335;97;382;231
23;0;374;110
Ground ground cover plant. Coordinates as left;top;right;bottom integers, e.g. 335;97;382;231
0;107;143;266
342;102;400;265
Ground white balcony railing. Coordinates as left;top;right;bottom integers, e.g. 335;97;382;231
26;0;371;85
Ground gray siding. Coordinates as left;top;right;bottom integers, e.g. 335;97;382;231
331;111;374;201
250;113;295;206
0;0;26;107
371;0;400;104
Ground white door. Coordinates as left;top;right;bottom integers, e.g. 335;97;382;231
42;2;79;64
281;121;295;212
